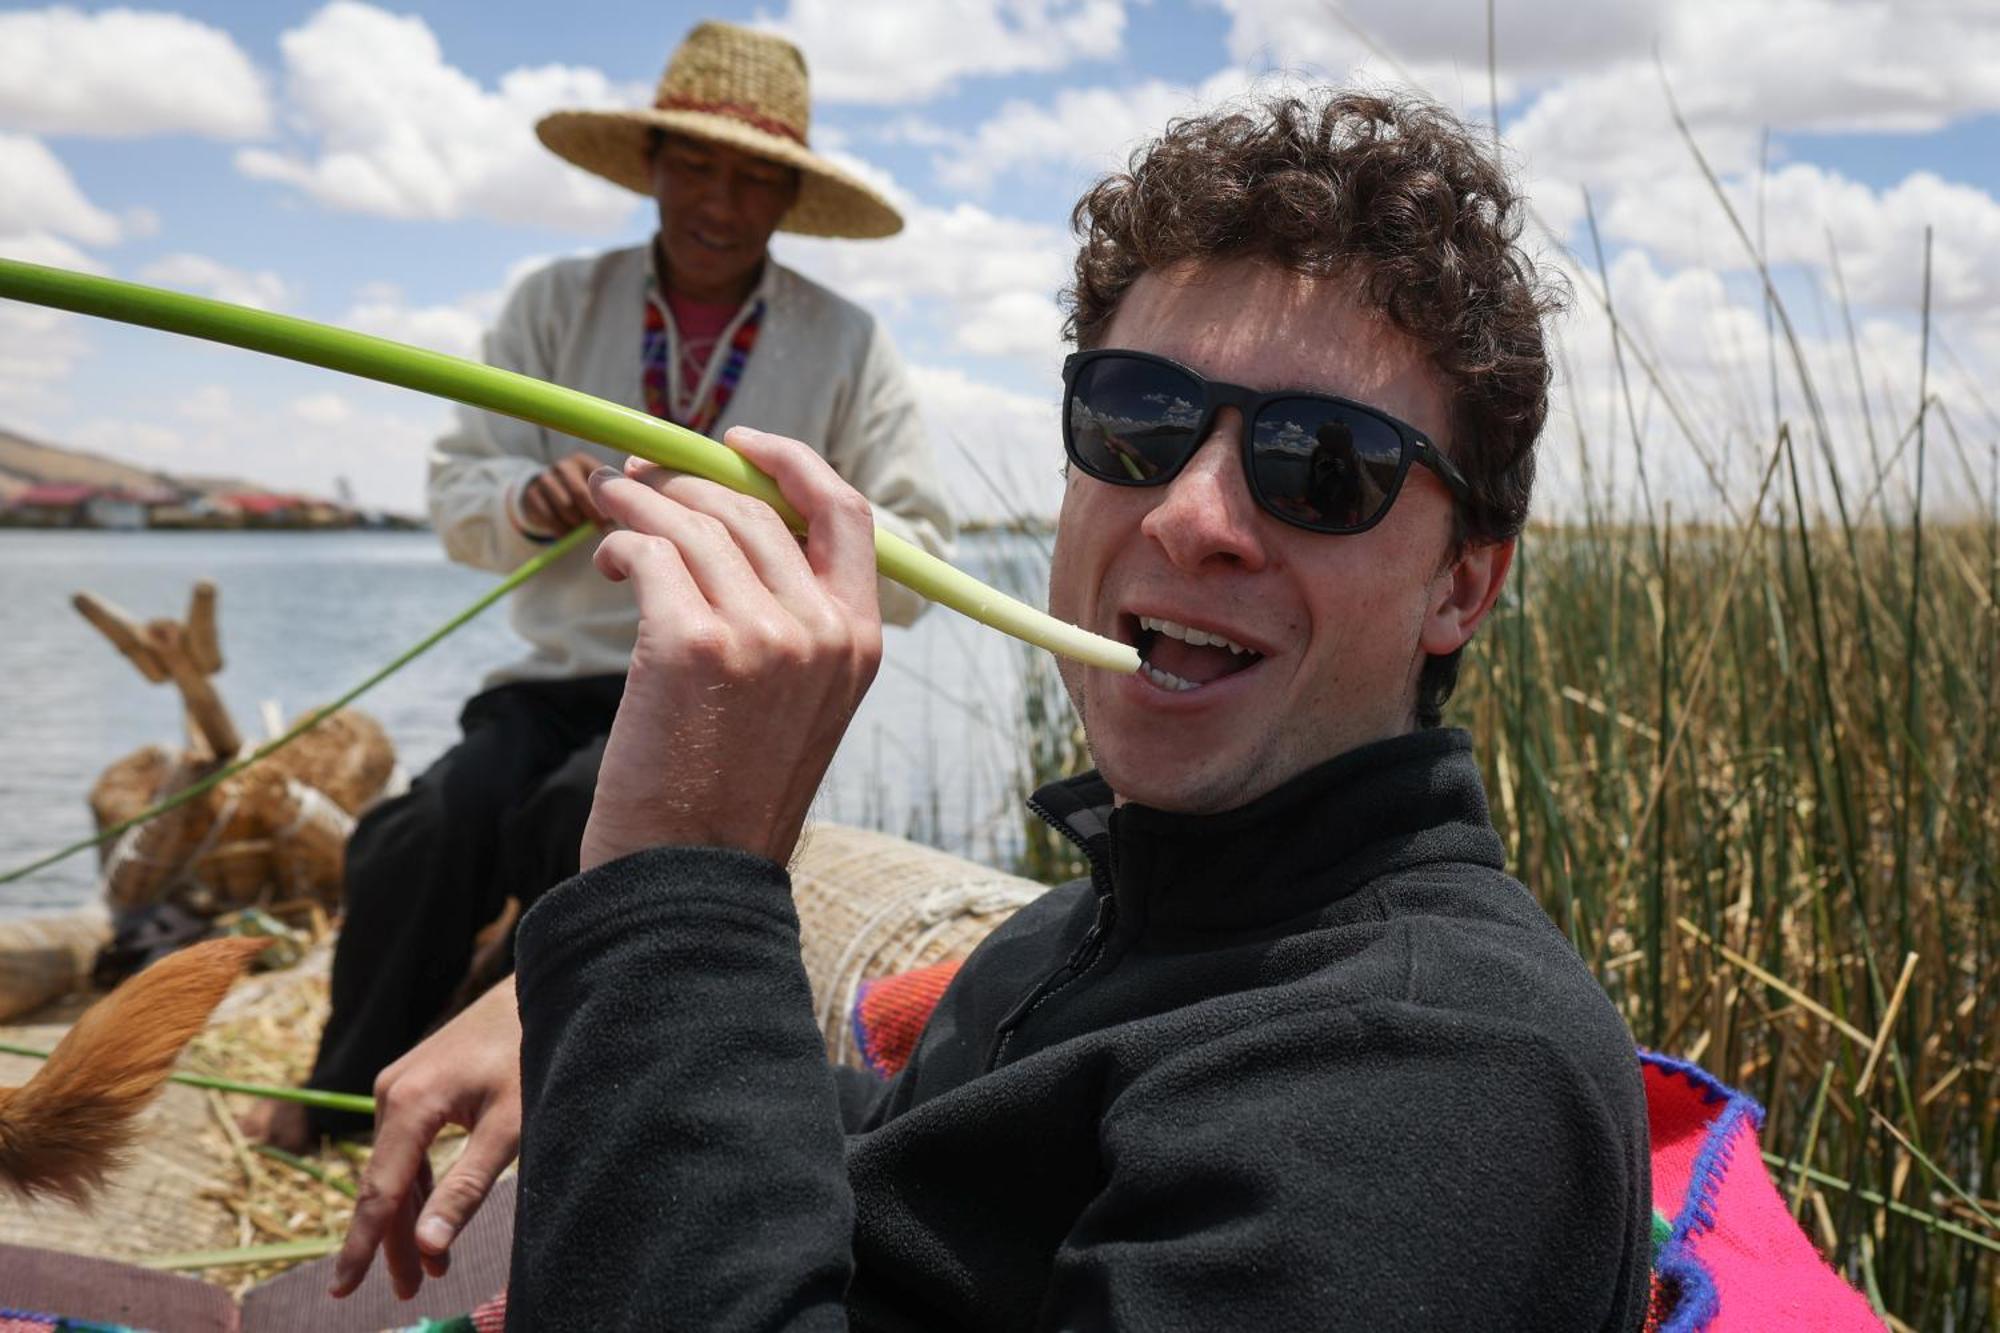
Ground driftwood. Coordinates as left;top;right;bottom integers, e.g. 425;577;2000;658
70;581;394;917
74;585;239;760
0;581;399;1019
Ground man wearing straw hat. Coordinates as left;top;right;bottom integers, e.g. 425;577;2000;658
254;20;951;1152
329;92;1654;1329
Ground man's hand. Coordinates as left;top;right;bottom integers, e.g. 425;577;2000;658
579;426;882;870
518;451;607;536
329;976;522;1301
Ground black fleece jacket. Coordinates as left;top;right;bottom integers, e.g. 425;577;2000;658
509;729;1652;1331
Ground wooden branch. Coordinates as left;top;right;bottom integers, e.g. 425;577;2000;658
185;580;223;674
72;592;169;683
145;619;242;760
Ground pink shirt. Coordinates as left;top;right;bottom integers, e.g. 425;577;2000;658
663;288;740;405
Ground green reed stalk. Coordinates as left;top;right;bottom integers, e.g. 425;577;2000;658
0;259;1136;677
144;1237;341;1271
0;1039;374;1115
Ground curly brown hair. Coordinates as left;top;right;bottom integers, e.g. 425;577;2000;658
1061;90;1561;725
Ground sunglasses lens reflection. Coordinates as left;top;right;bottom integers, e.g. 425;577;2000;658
1250;398;1405;531
1067;357;1205;484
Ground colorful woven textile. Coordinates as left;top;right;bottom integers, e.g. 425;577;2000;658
848;968;1884;1331
388;1288;507;1332
642;291;764;437
851;959;962;1077
0;1314;139;1333
1641;1052;1883;1331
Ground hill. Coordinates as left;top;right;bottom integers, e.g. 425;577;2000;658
0;425;258;502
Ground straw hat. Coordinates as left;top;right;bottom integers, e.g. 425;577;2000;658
535;21;901;239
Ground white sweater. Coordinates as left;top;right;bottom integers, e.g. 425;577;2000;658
429;244;954;685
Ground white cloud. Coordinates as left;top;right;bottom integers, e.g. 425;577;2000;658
778;203;1070;368
1539;244;1994;524
175;384;237;424
0;135;111;416
339;254;556;361
760;0;1126;104
0;133;122;245
343;285;489;361
930;70;1240;194
0;6;271;139
1602;165;2000;316
139;253;296;311
1214;0;1659;87
237;2;646;231
0;230;105;275
1215;0;2000;133
1493;2;2000;224
291;391;354;426
906;364;1064;520
0;296;88;419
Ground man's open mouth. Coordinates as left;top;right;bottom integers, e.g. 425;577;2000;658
1129;614;1264;693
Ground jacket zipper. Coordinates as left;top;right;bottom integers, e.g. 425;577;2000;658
986;797;1119;1071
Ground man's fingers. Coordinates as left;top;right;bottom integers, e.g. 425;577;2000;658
646;471;822;606
415;1113;521;1259
541;463;588;529
382;1155;433;1300
556;452;606;525
328;1087;434;1297
591;471;779;619
722;427;880;616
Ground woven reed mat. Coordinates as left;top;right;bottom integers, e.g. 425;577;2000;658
0;945;362;1281
0;1000;243;1262
790;822;1048;1067
0;823;1052;1277
0;903;110;1022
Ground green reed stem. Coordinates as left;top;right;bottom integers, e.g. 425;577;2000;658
255;1143;359;1198
143;1237;341;1271
0;1039;376;1116
0;259;1136;675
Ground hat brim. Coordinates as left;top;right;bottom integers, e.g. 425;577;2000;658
535;108;903;240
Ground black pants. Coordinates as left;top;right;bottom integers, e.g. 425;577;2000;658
305;675;625;1136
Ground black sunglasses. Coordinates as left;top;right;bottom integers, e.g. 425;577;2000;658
1061;349;1470;535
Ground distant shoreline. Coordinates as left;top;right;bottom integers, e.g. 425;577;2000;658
0;517;429;533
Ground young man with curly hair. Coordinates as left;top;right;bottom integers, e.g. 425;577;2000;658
334;91;1652;1331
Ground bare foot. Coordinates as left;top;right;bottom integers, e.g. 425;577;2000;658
239;1098;312;1153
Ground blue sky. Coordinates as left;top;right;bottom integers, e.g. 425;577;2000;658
2;0;1996;519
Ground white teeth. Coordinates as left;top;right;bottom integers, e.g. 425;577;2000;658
1137;615;1254;657
1140;661;1200;692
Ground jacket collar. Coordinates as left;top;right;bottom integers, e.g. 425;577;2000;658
1029;728;1507;935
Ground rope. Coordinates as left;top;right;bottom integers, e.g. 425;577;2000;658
0;522;594;887
269;777;355;845
817;876;1042;1065
162;787;242;902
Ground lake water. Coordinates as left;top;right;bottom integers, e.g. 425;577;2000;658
0;529;1056;917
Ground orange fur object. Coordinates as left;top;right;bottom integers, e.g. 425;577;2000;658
0;935;268;1203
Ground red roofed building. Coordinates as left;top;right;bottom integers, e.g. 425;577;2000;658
9;482;102;526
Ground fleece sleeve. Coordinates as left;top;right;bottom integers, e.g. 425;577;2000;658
1039;1002;1651;1333
508;847;853;1333
427;270;564;573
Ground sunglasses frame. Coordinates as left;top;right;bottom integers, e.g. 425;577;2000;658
1061;348;1471;536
